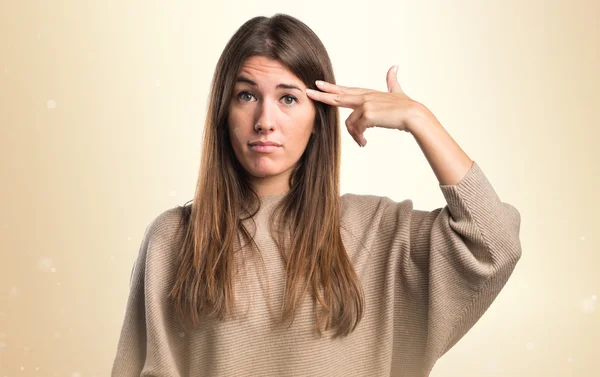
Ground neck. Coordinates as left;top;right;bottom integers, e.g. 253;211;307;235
250;173;292;197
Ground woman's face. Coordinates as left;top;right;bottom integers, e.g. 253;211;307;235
227;56;316;196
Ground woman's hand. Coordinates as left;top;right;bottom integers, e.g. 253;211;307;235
306;65;474;185
305;65;430;147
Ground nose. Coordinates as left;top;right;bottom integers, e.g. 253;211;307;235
254;100;276;133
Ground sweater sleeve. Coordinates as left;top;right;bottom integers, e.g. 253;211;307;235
412;161;521;370
370;161;522;374
111;208;188;377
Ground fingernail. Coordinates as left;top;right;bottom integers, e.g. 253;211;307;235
306;88;315;94
316;80;325;87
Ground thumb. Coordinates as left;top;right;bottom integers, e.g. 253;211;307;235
386;65;403;93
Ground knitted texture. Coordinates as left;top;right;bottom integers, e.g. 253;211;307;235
111;161;522;376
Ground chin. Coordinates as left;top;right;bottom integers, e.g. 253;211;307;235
243;162;292;179
247;168;284;179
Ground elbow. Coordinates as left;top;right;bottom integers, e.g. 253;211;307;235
493;202;523;270
503;238;522;269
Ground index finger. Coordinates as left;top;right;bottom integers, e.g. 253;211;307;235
305;89;364;109
315;80;371;95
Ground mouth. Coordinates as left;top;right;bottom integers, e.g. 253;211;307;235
249;144;281;153
249;141;281;147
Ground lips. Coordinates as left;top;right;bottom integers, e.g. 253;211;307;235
249;141;281;147
248;141;281;154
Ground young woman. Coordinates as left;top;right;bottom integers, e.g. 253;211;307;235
112;13;522;377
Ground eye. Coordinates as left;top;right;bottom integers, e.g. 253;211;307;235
237;91;298;106
238;91;255;102
282;95;298;105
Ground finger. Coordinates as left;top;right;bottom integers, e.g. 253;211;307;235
386;65;404;94
305;89;364;109
334;93;367;108
315;80;371;95
345;108;366;147
305;88;339;106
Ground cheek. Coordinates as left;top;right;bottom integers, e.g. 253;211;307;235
230;124;244;144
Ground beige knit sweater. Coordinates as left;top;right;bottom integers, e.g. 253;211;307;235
111;161;522;377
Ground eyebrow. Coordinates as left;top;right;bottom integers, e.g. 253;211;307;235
235;76;303;92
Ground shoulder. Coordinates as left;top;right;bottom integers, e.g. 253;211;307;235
338;194;419;258
136;206;188;270
340;193;415;220
143;206;187;245
339;193;417;240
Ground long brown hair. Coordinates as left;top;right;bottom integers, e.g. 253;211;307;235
169;13;364;339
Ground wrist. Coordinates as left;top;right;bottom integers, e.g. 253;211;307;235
405;101;439;136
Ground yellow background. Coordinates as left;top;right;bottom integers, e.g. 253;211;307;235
1;1;598;376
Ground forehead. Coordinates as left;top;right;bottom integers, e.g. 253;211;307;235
237;56;301;84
